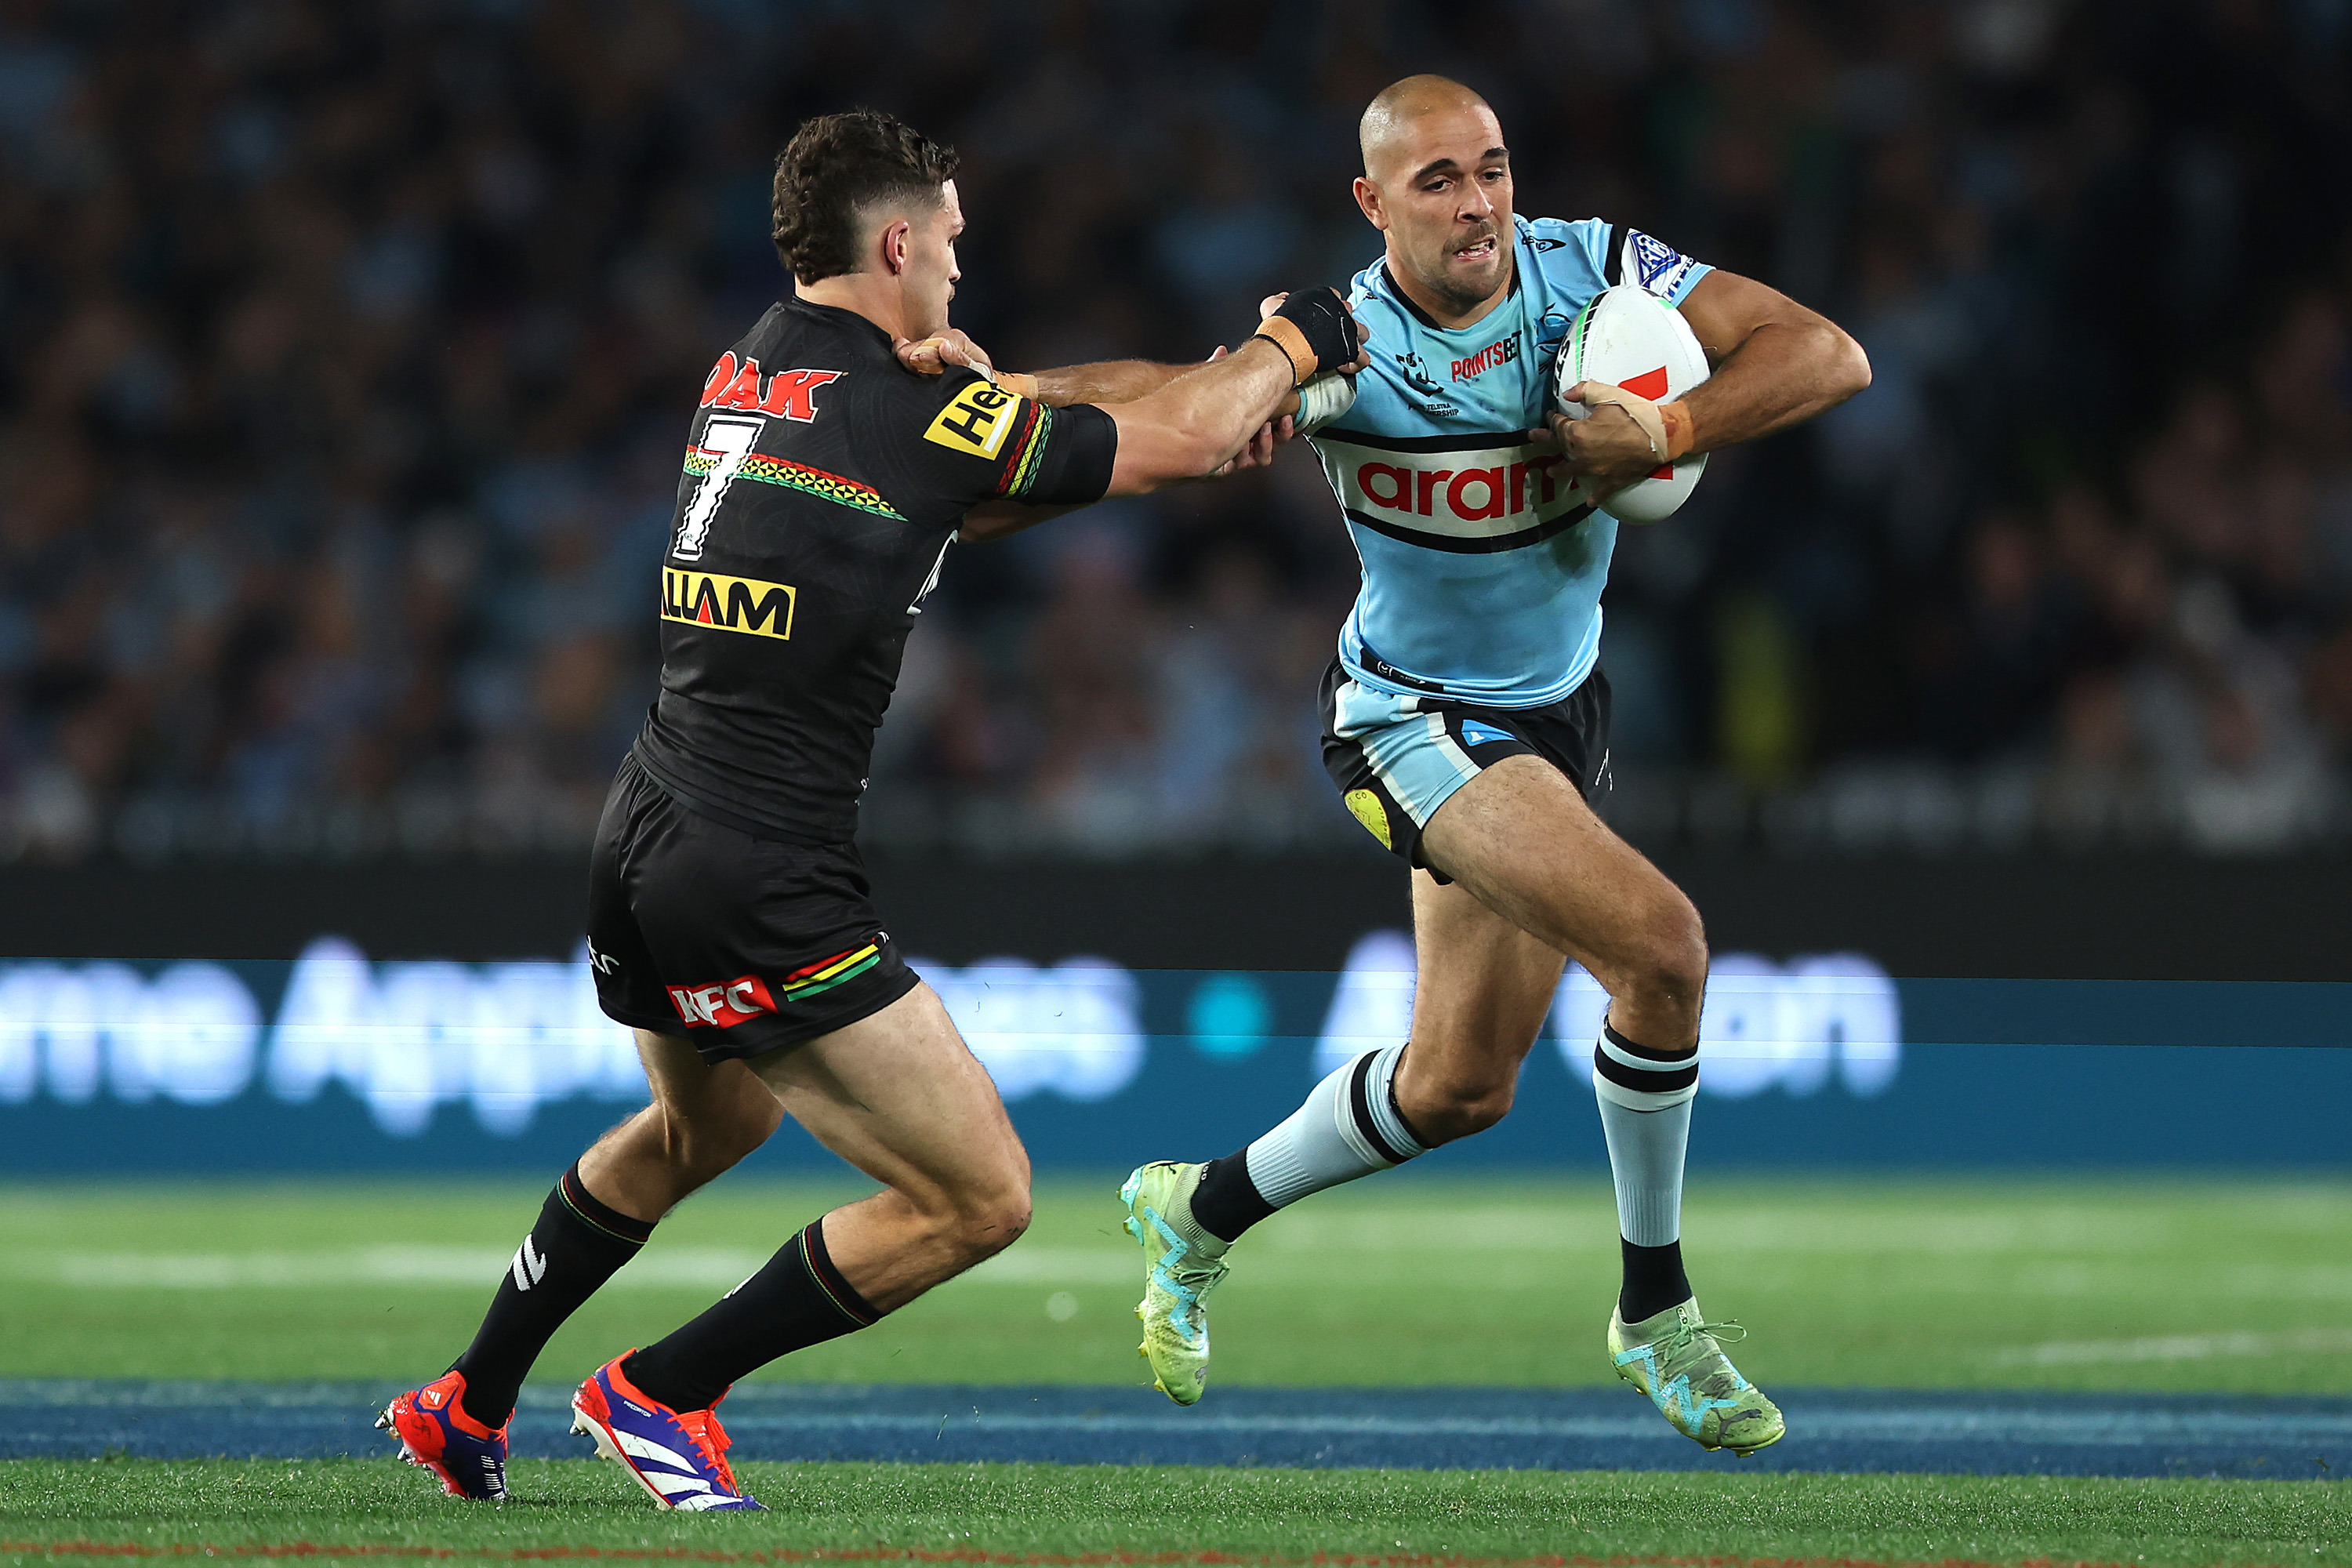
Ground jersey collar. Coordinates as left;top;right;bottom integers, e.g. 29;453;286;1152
782;294;899;352
1376;238;1523;335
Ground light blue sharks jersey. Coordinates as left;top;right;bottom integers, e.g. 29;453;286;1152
1310;215;1709;708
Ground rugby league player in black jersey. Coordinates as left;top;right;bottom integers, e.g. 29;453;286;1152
379;110;1367;1510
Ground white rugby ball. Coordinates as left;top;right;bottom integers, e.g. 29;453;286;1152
1552;283;1711;524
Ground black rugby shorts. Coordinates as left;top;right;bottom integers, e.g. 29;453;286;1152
585;753;919;1063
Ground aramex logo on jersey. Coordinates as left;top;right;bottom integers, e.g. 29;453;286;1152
662;569;798;640
1314;433;1585;553
924;379;1022;459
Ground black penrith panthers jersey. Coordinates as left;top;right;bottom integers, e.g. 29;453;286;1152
632;297;1117;843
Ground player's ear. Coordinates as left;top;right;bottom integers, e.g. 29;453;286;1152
879;216;912;276
1352;176;1387;230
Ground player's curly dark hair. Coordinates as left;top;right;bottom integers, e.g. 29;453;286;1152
771;110;960;285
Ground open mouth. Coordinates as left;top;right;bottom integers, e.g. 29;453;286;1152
1452;234;1498;263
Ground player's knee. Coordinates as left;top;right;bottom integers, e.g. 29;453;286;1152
920;1161;1031;1265
1442;1081;1517;1140
665;1094;780;1185
1623;903;1709;1030
947;1185;1031;1264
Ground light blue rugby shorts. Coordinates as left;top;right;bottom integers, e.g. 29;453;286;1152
1316;656;1613;879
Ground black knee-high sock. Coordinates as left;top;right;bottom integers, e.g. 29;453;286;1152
452;1163;654;1428
623;1218;880;1414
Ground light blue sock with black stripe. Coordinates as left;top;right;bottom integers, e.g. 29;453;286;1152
1592;1022;1698;1247
1234;1043;1428;1226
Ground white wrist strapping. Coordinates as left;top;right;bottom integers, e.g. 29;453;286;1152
1294;370;1357;434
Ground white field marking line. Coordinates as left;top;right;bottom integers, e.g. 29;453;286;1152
5;1244;1133;1290
1259;1208;2187;1255
1991;1326;2352;1366
702;1408;2352;1446
2012;1262;2352;1300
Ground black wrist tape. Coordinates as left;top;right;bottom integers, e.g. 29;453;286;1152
1253;286;1359;385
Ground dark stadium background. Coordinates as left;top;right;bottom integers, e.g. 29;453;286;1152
0;0;2346;975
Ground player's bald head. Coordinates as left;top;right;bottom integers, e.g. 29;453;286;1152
1359;75;1500;182
1351;75;1515;318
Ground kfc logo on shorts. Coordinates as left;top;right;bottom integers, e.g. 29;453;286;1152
666;974;778;1029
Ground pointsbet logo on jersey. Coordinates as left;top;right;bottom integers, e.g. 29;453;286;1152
662;570;797;640
1450;330;1521;382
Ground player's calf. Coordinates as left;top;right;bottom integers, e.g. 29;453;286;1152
865;1175;1033;1289
583;1046;786;1217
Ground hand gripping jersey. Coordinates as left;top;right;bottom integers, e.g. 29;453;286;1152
1310;216;1709;709
633;297;1116;842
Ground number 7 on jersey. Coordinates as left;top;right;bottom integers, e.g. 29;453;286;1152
675;416;764;561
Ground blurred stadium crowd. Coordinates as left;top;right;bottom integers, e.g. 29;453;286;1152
2;0;2350;862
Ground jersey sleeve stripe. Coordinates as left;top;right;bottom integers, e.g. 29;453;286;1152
997;399;1054;497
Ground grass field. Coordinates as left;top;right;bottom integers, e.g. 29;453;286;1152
5;1174;2352;1566
4;1174;2351;1392
3;1459;2350;1567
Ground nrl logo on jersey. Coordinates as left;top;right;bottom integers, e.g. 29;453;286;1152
1394;349;1446;397
1392;350;1458;415
698;353;843;422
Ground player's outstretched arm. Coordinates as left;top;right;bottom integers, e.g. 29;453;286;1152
927;292;1361;539
1099;287;1366;496
955;410;1291;544
897;330;1195;406
1551;270;1870;495
896;331;1316;416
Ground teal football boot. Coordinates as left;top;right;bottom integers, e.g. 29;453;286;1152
1120;1162;1228;1406
1608;1297;1785;1455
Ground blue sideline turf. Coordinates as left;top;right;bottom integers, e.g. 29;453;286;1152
2;1381;2348;1479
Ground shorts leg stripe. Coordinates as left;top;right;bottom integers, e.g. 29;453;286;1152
1425;710;1479;779
779;948;883;1001
1359;708;1481;829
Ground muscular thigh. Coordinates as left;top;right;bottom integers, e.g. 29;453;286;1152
1419;753;1702;1006
1404;869;1566;1095
746;982;1027;1211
